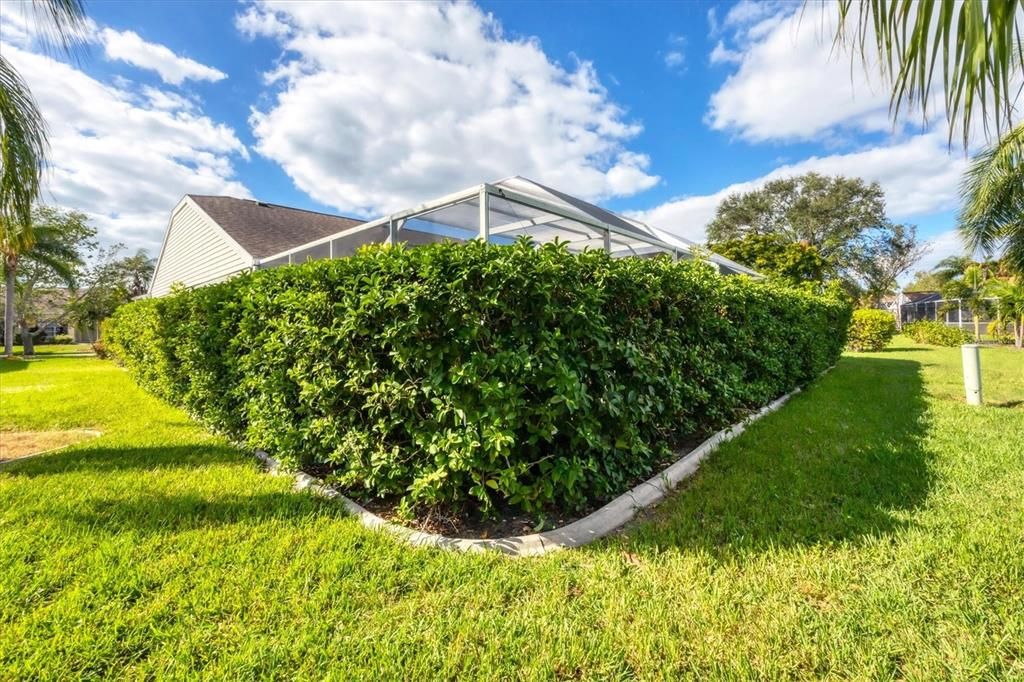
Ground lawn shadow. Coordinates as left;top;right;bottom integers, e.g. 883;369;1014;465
22;351;97;358
0;442;249;478
0;358;29;374
615;356;932;558
2;442;353;535
37;488;347;536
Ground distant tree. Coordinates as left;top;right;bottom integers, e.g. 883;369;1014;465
931;255;975;285
847;223;930;305
904;270;944;292
707;173;886;260
65;246;154;335
117;249;156;298
707;172;925;299
707;234;828;285
2;206;93;355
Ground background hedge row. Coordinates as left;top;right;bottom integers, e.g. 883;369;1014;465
902;320;972;346
106;240;850;515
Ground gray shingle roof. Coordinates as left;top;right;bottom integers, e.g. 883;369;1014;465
188;195;363;259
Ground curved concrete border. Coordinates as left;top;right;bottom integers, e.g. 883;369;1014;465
255;376;819;557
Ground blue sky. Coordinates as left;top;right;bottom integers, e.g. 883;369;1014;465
1;0;971;273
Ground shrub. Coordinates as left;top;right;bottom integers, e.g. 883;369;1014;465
989;322;1014;345
51;334;74;345
846;309;897;351
91;341;108;359
105;240;850;515
903;320;972;346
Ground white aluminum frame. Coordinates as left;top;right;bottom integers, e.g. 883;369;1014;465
254;180;763;278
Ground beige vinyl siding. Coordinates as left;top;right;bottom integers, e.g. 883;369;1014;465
150;200;252;297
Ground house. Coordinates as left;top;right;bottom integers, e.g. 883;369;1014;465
0;288;98;344
148;195;365;297
885;290;995;332
149;177;761;297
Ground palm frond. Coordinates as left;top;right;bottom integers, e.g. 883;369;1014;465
28;0;90;59
834;0;1024;148
959;121;1024;272
0;56;48;243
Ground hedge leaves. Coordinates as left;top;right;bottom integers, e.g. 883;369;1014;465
106;240;850;514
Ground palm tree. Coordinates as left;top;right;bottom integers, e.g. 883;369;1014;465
10;224;83;356
940;264;990;341
931;255;974;285
831;1;1024;275
983;276;1024;348
833;0;1024;149
1;0;88;357
959;124;1024;273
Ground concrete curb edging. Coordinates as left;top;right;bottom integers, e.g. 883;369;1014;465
254;375;822;557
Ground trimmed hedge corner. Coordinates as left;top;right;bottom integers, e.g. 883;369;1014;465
846;309;897;351
105;240;850;514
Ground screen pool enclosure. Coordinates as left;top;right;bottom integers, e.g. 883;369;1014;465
254;177;762;277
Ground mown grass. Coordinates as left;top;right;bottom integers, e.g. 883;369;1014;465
1;339;1022;679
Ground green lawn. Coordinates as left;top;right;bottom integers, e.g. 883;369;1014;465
1;339;1022;679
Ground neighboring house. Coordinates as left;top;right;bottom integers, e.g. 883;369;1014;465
885;290;995;333
0;288;98;344
149;176;761;297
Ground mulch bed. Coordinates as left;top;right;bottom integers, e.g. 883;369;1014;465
301;434;707;539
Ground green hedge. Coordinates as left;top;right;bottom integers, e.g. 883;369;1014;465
902;320;972;347
106;240;850;514
846;309;897;351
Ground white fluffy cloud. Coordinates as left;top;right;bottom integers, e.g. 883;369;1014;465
100;28;227;85
675;0;974;280
2;43;249;252
706;3;893;143
709;40;741;65
631;132;966;242
238;1;659;216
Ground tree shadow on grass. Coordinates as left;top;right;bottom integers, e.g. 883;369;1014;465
615;356;931;558
36;488;348;536
0;442;249;478
2;443;353;535
0;358;29;374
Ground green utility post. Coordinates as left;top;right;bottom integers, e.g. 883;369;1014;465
961;343;982;406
